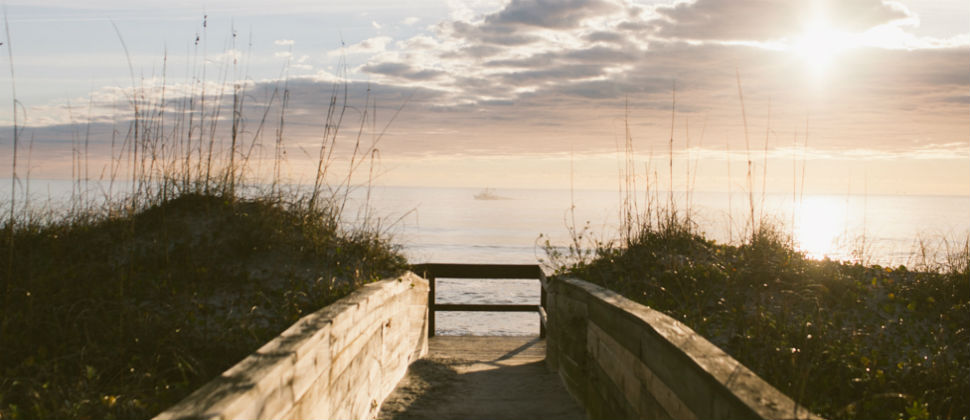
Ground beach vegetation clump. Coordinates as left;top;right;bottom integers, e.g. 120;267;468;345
546;84;968;420
554;213;969;420
0;191;406;419
0;20;405;418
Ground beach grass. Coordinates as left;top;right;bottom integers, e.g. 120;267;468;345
0;191;406;419
0;22;405;419
553;218;967;419
544;85;969;420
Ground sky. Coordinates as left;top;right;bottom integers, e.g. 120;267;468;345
0;0;968;195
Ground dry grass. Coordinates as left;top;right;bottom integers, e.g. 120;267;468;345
0;19;407;419
544;79;969;420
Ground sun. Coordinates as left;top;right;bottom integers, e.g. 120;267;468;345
791;22;853;77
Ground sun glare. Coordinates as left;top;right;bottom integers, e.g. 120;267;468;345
792;22;852;77
794;198;846;260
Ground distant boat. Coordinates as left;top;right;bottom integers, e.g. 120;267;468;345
474;188;510;200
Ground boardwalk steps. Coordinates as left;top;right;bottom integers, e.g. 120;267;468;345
153;264;820;420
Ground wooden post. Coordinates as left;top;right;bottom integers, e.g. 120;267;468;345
410;263;548;338
540;286;547;338
428;275;436;337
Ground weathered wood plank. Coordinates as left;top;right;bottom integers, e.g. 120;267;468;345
433;303;541;312
411;263;543;279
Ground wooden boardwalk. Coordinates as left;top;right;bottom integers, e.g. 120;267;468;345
378;336;586;420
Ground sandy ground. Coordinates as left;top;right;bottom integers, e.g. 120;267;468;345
378;337;586;420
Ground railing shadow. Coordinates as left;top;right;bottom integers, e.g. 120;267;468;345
379;355;584;420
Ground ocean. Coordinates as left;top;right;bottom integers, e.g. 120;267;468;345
4;181;968;335
360;186;969;335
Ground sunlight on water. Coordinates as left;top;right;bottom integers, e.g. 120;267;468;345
3;181;967;335
794;196;849;261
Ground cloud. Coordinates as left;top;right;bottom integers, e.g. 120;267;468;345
439;0;630;49
274;39;295;46
403;17;420;26
444;20;541;46
353;0;963;109
853;26;970;50
359;62;447;81
272;0;966;163
584;30;628;44
483;0;619;29
499;64;606;84
563;45;640;63
484;53;557;69
329;36;393;56
396;35;439;51
651;0;914;41
440;44;504;59
6;0;967;175
941;95;969;105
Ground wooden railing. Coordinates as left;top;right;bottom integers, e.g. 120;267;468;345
409;263;548;338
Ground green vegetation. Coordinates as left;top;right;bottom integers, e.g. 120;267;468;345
0;22;404;418
546;84;968;420
549;212;968;419
0;192;406;419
